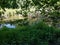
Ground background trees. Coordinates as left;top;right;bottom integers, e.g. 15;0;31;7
0;0;60;27
0;0;18;9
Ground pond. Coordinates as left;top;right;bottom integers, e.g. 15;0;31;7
0;19;29;29
0;23;16;28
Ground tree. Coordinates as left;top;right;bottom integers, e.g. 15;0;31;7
0;0;18;10
31;0;60;27
0;0;60;27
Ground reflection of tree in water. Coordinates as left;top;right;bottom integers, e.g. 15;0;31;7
0;24;1;26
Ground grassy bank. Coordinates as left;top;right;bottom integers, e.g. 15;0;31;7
0;21;60;45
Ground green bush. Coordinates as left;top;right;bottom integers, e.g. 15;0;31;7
0;21;59;45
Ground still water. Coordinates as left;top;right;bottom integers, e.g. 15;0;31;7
0;24;16;28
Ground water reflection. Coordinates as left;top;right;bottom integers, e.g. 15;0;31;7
0;24;3;28
0;24;16;28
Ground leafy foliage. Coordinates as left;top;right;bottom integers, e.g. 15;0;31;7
0;21;59;45
0;0;60;45
0;0;18;9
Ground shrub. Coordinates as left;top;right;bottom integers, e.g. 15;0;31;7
0;21;59;45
